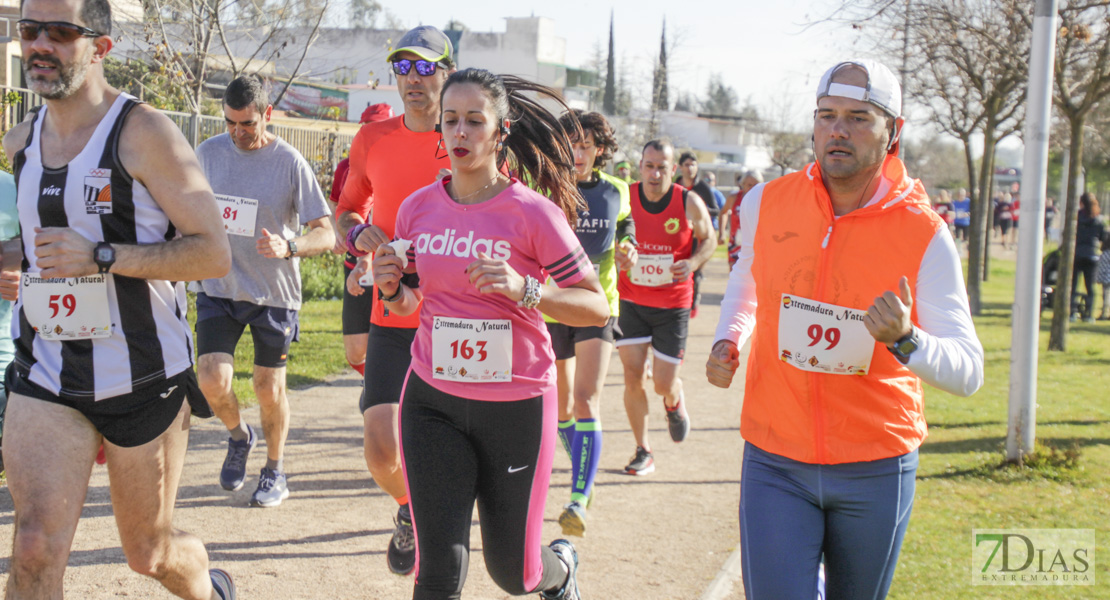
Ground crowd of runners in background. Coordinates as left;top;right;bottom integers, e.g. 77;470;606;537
0;0;993;596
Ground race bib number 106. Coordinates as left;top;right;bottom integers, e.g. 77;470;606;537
629;254;674;287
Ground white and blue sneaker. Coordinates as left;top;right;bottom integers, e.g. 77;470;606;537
540;539;580;600
249;467;289;507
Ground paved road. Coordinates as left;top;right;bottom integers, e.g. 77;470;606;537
0;258;749;599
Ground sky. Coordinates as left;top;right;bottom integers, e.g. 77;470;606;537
383;0;871;129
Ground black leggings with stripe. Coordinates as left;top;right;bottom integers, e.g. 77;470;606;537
400;371;565;599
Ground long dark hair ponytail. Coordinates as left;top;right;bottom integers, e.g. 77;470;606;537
441;68;583;225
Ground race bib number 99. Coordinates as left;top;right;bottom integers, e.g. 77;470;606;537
629;254;674;287
23;273;112;340
432;317;512;383
778;294;874;375
215;194;259;237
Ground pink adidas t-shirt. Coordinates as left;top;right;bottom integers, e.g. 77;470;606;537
395;178;592;401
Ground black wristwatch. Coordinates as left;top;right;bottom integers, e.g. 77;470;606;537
888;327;920;364
93;242;115;274
285;240;298;260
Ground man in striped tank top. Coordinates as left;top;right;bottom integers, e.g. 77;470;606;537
2;0;237;597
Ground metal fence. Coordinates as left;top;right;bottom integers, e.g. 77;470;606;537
0;87;355;185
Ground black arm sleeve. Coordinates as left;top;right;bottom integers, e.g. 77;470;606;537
616;213;636;247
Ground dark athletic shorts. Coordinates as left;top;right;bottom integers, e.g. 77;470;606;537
342;259;373;336
7;363;196;447
615;299;690;363
195;292;299;368
360;323;417;412
546;317;619;361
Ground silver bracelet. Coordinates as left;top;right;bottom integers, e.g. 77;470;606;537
518;275;542;309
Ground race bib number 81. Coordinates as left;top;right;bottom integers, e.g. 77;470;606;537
778;294;874;375
23;273;112;340
432;316;512;383
215;194;259;237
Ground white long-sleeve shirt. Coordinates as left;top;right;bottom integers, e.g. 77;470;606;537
714;183;984;397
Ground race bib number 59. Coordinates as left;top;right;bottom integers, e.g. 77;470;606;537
23;273;112;340
778;294;874;375
432;317;512;382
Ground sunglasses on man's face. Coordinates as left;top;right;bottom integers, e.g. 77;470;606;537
17;19;102;43
391;59;441;77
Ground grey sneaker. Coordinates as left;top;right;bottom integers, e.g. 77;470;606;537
540;539;580;599
665;397;691;443
558;501;586;537
210;568;236;600
623;446;654;476
387;504;416;575
219;425;255;491
249;467;288;507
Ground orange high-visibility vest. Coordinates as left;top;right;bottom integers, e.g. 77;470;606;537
743;157;945;464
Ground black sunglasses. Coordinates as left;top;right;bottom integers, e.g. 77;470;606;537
391;59;441;77
17;19;102;43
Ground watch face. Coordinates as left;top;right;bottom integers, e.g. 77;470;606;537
896;338;917;355
96;247;113;262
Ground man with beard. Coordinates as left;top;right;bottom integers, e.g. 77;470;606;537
2;0;236;597
707;59;982;599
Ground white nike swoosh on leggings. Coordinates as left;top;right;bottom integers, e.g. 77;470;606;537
507;465;529;473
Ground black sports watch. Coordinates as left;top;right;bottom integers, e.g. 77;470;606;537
888;327;920;364
93;242;115;274
286;239;298;260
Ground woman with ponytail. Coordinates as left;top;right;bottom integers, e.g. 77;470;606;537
371;68;608;599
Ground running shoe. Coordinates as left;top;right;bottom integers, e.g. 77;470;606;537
249;467;288;507
539;539;580;600
219;424;256;491
666;397;691;443
210;568;236;600
387;503;416;575
95;444;107;465
558;501;587;537
624;446;655;476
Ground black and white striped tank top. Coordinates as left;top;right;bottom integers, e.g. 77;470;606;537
12;93;194;401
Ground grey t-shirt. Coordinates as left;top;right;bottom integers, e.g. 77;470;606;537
195;133;330;310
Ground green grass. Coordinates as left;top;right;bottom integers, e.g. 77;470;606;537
186;295;347;403
895;258;1110;598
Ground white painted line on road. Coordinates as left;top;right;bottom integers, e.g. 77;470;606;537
701;543;744;600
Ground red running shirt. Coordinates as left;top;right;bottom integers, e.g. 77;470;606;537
617;183;694;309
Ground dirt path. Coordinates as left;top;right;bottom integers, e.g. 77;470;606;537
0;259;749;599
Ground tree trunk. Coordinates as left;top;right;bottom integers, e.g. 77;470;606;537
1048;114;1085;351
981;142;998;282
967;124;997;314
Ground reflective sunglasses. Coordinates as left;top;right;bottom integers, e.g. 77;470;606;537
391;59;441;77
17;19;102;43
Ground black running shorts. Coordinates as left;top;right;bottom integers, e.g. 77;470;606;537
361;323;417;412
615;299;690;363
7;364;195;447
342;258;374;336
545;317;619;361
